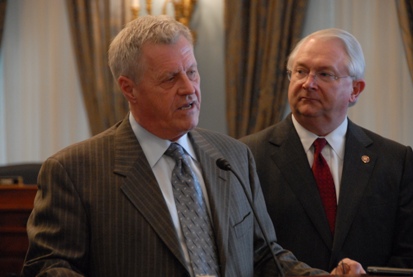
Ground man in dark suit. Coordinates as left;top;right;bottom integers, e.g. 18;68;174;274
21;16;364;277
241;28;413;272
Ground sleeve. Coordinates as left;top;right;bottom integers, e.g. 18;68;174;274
388;146;413;267
22;157;88;276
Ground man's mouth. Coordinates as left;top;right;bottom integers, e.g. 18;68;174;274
179;102;194;110
300;96;316;101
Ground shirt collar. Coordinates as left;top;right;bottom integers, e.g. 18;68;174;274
129;113;197;168
292;114;347;159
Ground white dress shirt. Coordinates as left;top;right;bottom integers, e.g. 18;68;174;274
292;114;347;203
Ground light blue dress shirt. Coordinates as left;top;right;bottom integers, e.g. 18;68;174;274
128;113;212;275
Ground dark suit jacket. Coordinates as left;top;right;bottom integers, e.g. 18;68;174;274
241;114;413;271
22;115;325;277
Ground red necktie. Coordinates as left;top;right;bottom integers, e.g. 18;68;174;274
312;138;337;234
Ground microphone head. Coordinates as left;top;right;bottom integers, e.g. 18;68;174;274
216;158;231;171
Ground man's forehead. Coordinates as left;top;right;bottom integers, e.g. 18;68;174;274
294;38;347;66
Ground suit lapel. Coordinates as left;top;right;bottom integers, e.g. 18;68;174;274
269;116;377;267
331;120;376;262
112;116;187;269
188;130;231;275
270;115;334;247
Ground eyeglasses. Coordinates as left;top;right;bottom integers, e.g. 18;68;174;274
287;69;354;83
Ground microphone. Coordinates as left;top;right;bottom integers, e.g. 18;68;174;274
216;158;285;277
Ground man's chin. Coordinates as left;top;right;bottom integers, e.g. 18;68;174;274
169;121;198;140
296;106;321;118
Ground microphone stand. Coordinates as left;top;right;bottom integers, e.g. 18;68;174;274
216;158;285;277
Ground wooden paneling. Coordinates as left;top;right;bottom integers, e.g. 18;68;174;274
0;185;37;277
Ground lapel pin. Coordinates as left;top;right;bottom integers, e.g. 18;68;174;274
361;155;370;163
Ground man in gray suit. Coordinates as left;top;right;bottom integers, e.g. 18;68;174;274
22;16;364;277
241;28;413;272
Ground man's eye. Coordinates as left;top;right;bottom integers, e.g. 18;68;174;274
295;69;308;76
165;76;175;82
187;70;198;80
319;72;333;77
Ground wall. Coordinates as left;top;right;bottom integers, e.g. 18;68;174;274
303;0;413;146
1;0;412;165
0;0;226;164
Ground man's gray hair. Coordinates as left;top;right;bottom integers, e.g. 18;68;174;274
287;28;365;80
108;15;193;83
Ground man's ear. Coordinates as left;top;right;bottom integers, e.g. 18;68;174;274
349;79;366;103
118;76;136;103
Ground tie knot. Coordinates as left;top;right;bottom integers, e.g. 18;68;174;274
165;143;186;162
313;138;327;154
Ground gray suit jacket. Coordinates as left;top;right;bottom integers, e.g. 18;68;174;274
241;114;413;271
22;115;324;277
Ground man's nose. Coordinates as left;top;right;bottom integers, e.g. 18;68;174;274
302;73;318;88
178;75;195;94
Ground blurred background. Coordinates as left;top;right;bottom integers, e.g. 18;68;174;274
0;0;412;165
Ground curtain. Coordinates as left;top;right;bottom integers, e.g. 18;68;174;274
66;0;130;135
224;0;308;138
0;0;6;48
1;0;91;165
396;0;413;84
305;0;413;146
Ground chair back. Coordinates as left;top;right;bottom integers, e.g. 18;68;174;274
0;163;42;185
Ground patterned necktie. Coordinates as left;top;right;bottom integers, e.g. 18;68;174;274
165;143;219;277
312;138;337;234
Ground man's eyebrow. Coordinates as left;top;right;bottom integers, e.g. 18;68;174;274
293;63;335;71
